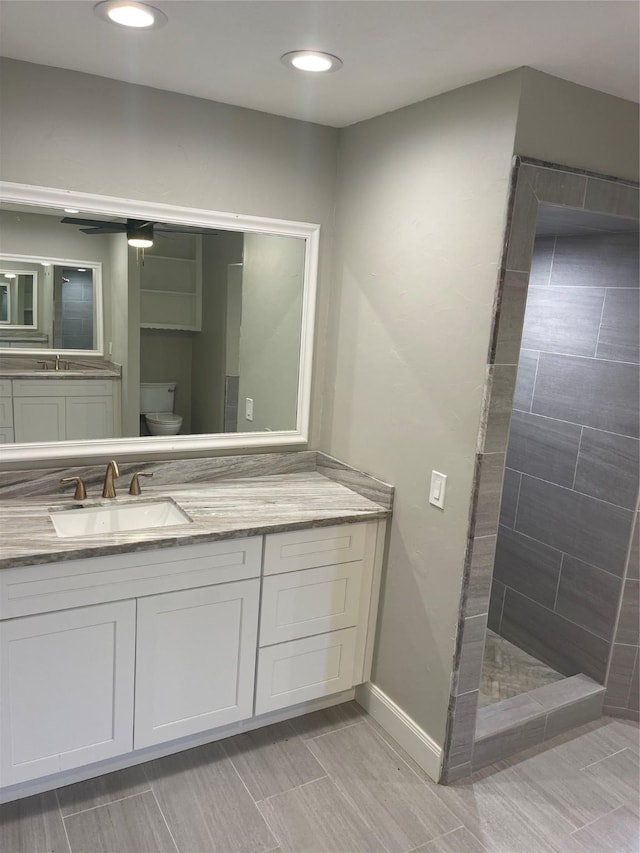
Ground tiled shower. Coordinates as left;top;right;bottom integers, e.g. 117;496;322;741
487;212;639;706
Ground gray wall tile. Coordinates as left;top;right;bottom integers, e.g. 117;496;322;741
500;588;610;682
499;467;521;529
615;579;640;646
528;237;555;286
473;715;546;770
493;271;529;364
605;644;638;709
516;475;634;576
527;673;603;709
483;366;517;453
550;233;639;288
505;173;538;272
493;525;562;608
473;452;505;538
627;513;639;581
584;178;640;219
475;693;544;739
543;691;604;740
506;410;581;488
487;579;505;633
455;614;487;695
524;165;587;208
464;534;496;619
447;690;479;768
532;352;639;438
574;429;640;510
555;555;622;640
521;286;605;358
596;288;639;365
629;655;639;712
513;349;538;412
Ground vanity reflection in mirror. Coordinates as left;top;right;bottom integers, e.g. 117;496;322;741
0;185;319;459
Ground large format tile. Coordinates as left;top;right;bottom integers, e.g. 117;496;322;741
505;171;538;272
606;644;638;709
479;630;563;706
544;692;605;741
596;288;640;364
570;801;640;853
521;286;605;357
288;700;364;740
498;467;520;529
258;776;385;853
454;614;486;695
144;741;277;853
524;165;587;208
57;765;150;817
500;588;610;681
473;453;505;538
506;410;581;487
222;720;326;801
616;579;640;646
487;580;505;633
584;177;640;219
515;474;634;576
482;366;517;453
476;693;545;739
555;555;622;640
63;791;177;853
447;689;480;769
413;825;487;852
527;236;555;286
627;513;640;580
493;524;562;608
532;352;640;438
463;534;496;618
307;721;460;852
493;270;528;365
512;349;539;412
0;791;70;853
580;747;640;806
473;715;546;770
574;428;640;510
550;232;640;288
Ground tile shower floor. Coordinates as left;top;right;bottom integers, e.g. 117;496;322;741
1;702;638;853
480;629;565;707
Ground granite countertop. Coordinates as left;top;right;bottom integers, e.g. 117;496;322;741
0;472;390;570
0;356;121;379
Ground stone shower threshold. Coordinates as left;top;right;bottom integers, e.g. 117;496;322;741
480;629;564;707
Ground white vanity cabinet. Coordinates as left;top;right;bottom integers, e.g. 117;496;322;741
0;517;385;799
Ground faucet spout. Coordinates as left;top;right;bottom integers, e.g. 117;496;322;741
102;460;120;499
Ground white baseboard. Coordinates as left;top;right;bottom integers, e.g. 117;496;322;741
355;682;442;783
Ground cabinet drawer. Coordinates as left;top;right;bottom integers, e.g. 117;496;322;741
263;523;367;576
260;561;364;646
12;379;114;397
0;537;262;618
255;628;357;714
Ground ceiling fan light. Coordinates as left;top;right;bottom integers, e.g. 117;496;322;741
128;236;154;248
94;1;167;30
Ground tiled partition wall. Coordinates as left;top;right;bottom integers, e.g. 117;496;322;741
441;160;639;782
489;226;639;684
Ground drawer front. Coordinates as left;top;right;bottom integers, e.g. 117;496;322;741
0;379;11;397
0;537;262;618
254;627;357;715
13;379;114;397
260;561;364;646
263;522;367;576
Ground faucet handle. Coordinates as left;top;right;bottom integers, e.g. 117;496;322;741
38;360;49;371
61;476;88;501
129;471;154;496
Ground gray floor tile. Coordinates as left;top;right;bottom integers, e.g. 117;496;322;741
412;825;487;852
532;352;640;439
521;286;605;357
570;800;640;853
0;791;70;853
63;791;177;853
574;428;640;510
288;700;365;739
550;232;639;289
144;741;278;853
596;288;640;364
57;765;150;817
222;720;326;801
515;474;634;577
539;718;640;771
307;721;460;852
493;524;563;608
580;747;639;805
555;555;622;640
499;468;520;529
513;349;539;412
506;410;581;488
616;580;640;646
258;776;386;853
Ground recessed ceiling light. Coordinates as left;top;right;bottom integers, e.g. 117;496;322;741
77;268;87;272
281;51;343;73
94;1;167;30
64;208;80;214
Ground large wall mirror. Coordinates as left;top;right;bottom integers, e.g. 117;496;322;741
0;183;319;464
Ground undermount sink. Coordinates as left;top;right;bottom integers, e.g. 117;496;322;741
49;498;193;538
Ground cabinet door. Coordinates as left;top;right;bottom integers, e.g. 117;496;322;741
66;395;114;440
134;579;259;748
0;600;135;786
13;396;65;442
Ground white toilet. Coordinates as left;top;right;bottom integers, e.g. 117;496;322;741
140;382;183;436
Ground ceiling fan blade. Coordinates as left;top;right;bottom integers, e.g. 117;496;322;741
156;225;222;235
80;225;129;234
61;216;125;228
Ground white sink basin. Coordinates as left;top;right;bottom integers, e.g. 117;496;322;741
50;499;193;538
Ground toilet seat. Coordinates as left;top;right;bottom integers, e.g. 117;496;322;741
145;412;181;426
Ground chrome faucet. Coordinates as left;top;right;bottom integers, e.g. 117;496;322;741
102;460;120;498
54;354;61;371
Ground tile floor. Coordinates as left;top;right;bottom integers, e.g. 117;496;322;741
0;702;638;853
480;630;565;706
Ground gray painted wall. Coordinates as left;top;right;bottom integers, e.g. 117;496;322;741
490;229;640;683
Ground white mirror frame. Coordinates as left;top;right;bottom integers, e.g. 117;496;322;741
0;265;38;330
0;182;320;464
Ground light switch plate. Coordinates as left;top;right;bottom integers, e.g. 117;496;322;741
245;397;254;421
429;471;447;509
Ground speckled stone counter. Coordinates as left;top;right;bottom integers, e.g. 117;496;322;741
0;355;121;379
0;470;391;569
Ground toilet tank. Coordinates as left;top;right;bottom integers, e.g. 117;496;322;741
140;382;176;414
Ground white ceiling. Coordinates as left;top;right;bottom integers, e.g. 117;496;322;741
0;1;638;127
